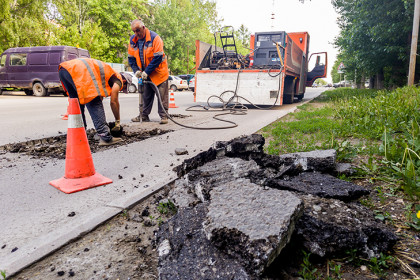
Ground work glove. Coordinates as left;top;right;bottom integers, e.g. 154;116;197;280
135;71;142;78
141;71;148;80
111;120;121;132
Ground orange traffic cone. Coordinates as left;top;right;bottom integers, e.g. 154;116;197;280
50;98;112;194
168;90;178;108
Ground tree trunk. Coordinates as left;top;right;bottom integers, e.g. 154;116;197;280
375;69;384;89
369;76;375;89
360;74;366;89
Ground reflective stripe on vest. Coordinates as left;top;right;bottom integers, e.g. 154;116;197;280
95;59;108;97
78;58;102;98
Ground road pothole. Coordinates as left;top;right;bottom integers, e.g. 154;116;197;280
0;127;171;159
0;114;192;159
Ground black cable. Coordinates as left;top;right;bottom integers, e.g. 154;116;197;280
144;81;238;130
186;64;284;117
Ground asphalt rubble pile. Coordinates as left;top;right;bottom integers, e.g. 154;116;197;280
157;134;398;279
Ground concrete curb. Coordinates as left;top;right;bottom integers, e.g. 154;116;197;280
2;176;176;277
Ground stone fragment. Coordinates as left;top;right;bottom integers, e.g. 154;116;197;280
214;134;265;159
174;134;265;177
170;157;262;207
157;204;253;280
204;178;303;276
267;171;370;201
334;162;356;176
279;149;337;173
174;148;188;155
173;148;218;177
294;195;398;258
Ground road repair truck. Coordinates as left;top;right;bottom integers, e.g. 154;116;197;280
194;27;327;106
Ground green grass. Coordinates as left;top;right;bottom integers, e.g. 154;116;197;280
262;86;420;199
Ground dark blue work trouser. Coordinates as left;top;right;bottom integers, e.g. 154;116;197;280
59;69;112;142
141;79;169;119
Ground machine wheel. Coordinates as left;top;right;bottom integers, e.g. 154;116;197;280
128;83;137;93
283;77;296;104
24;89;34;96
170;85;177;91
33;82;48;97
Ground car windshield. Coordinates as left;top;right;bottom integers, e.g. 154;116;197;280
173;76;181;80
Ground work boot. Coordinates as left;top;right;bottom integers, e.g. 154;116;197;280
98;137;123;146
131;115;150;122
160;117;168;124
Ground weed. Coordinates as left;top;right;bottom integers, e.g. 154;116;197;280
298;251;319;280
121;209;129;219
0;270;6;280
157;216;164;226
157;200;177;216
373;210;392;223
326;260;342;279
368;253;394;277
345;249;362;266
360;198;375;209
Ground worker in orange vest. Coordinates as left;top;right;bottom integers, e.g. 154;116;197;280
128;19;169;124
59;58;131;146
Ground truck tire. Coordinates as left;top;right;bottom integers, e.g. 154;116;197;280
283;77;295;104
33;82;48;97
170;85;177;91
24;89;34;96
128;84;137;93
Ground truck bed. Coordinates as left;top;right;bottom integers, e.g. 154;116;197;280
195;70;284;106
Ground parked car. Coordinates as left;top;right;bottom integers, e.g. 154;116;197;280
177;74;194;84
188;77;195;91
120;71;138;93
0;46;90;96
168;75;188;91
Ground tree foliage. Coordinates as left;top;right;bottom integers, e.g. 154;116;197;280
144;0;218;75
0;0;54;53
332;0;418;88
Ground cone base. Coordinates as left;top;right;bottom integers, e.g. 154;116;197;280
50;172;113;194
168;105;178;108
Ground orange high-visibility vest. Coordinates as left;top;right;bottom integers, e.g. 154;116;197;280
59;58;123;105
128;28;169;86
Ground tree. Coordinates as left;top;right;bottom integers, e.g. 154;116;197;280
234;24;251;55
332;0;417;88
145;0;218;74
49;0;148;62
0;0;54;54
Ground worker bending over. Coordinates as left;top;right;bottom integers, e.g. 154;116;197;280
128;19;169;124
59;58;131;146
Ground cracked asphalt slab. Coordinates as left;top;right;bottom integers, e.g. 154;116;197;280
0;89;324;276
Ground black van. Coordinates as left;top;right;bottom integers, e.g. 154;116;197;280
0;46;90;96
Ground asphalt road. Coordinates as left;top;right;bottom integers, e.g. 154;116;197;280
0;87;326;276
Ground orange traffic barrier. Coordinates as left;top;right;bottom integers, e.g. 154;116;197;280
168;90;178;108
50;98;112;194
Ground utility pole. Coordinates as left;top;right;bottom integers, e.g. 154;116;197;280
408;0;420;86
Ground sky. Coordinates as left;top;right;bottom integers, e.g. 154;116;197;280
215;0;341;82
